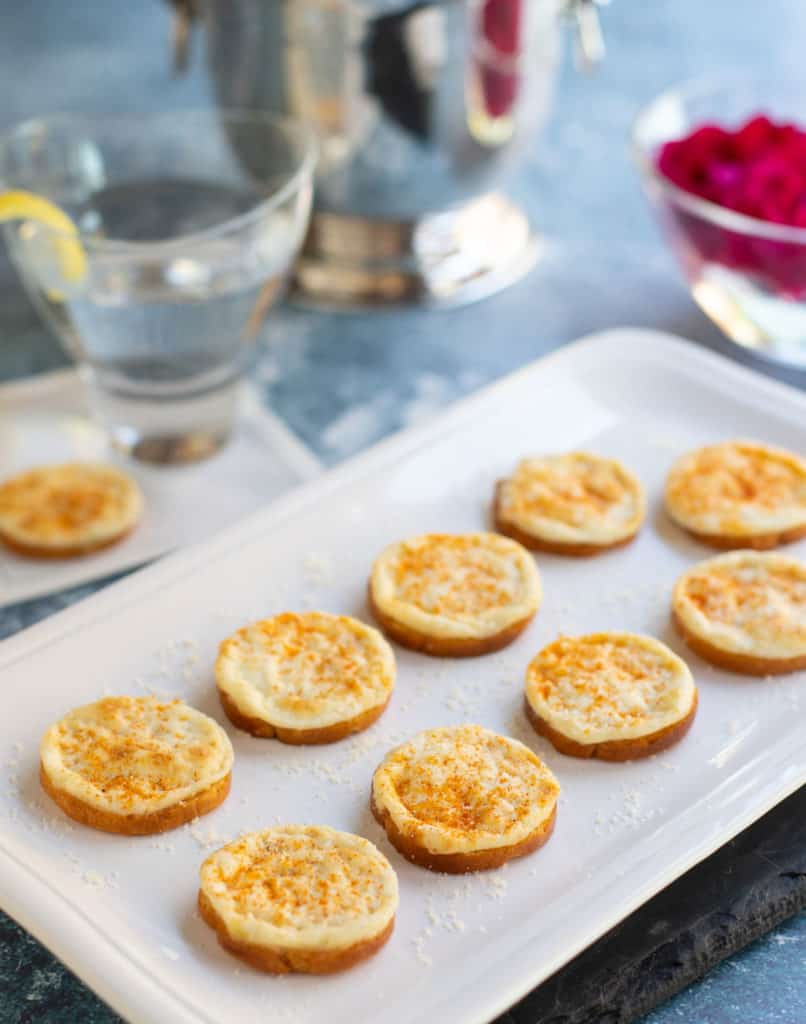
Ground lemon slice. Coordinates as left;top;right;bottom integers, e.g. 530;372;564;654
0;189;87;290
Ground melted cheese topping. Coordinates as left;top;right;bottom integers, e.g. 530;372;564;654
370;532;541;640
215;612;395;730
200;826;398;950
0;462;142;551
525;633;695;745
40;697;233;815
665;441;806;538
497;452;645;545
372;725;559;855
673;551;806;659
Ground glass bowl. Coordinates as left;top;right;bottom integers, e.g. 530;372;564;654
633;75;806;368
0;111;316;462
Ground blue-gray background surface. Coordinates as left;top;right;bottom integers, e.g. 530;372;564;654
0;2;804;1022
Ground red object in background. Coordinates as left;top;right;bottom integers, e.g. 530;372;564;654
482;0;521;55
655;115;806;298
477;0;522;120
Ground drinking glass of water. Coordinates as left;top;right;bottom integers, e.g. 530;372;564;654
0;111;316;462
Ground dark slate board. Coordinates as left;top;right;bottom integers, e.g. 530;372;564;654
495;783;806;1024
1;785;805;1023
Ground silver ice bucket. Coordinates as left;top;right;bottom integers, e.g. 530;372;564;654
172;0;605;306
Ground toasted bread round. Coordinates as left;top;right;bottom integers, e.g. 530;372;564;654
494;452;645;556
198;825;398;973
525;632;697;760
368;532;541;657
672;550;806;675
0;462;142;558
664;441;806;550
371;724;559;873
40;696;233;834
215;611;395;744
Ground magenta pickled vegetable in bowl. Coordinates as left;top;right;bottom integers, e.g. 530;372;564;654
633;76;806;367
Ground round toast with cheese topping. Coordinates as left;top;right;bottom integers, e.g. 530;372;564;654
40;696;233;834
198;825;398;973
371;724;559;873
215;611;395;744
672;551;806;675
0;462;142;558
494;452;645;556
368;532;541;657
525;632;697;760
664;440;806;550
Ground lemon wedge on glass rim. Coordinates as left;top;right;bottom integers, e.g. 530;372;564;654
0;189;87;295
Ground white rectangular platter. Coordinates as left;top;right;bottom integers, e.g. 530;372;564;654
0;328;804;1024
0;369;321;607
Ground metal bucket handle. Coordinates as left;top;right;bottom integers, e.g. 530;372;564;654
564;0;610;71
166;0;609;74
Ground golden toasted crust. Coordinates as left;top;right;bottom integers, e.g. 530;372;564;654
371;724;559;872
198;889;394;974
671;551;806;673
672;609;806;675
199;826;398;973
215;612;395;741
40;762;231;834
370;792;556;873
525;692;698;761
0;525;137;559
524;632;697;756
0;462;141;558
368;532;541;657
492;453;644;555
675;522;806;551
664;441;806;549
368;586;534;656
493;483;639;556
39;696;233;831
218;687;390;744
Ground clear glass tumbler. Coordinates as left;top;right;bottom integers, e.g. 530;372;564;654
0;111;316;462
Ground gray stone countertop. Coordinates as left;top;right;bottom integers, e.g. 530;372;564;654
1;1;805;1022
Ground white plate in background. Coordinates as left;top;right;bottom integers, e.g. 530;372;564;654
0;369;321;607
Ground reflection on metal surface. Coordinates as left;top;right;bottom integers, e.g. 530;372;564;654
467;0;522;145
173;0;610;306
564;0;607;71
202;0;559;306
294;193;539;307
168;0;200;73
